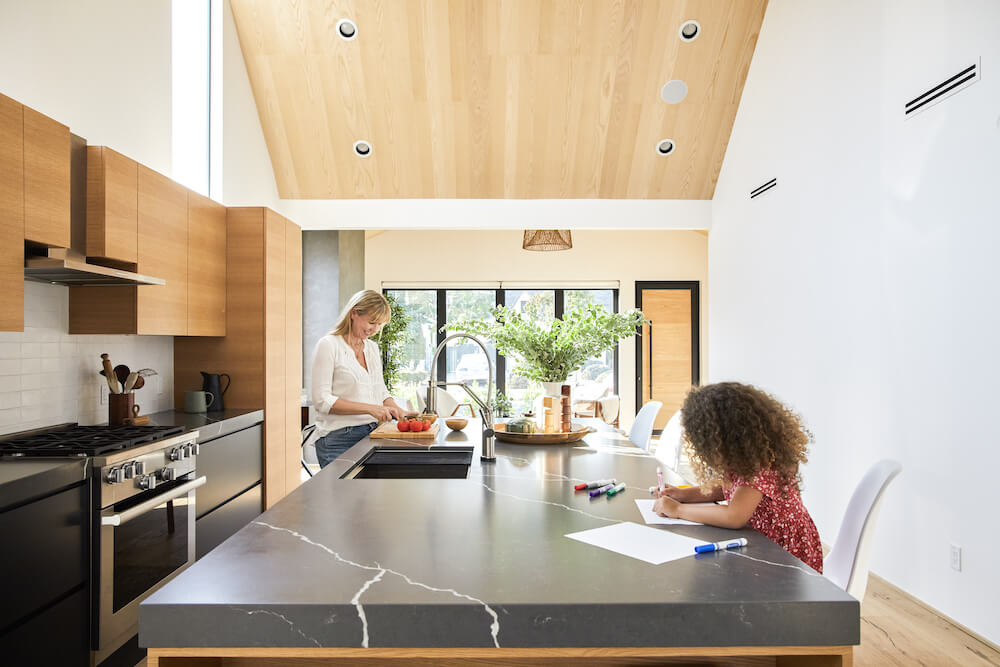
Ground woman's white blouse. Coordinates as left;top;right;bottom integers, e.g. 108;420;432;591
310;334;391;435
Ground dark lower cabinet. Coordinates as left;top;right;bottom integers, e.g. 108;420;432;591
194;424;263;560
0;586;88;666
196;482;262;559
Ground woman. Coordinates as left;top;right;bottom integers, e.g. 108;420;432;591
310;290;414;468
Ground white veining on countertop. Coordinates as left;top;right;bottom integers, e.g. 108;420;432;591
479;482;618;523
351;566;386;648
230;607;321;647
253;521;502;648
727;551;824;576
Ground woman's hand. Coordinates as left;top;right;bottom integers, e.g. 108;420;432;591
386;405;417;421
653;495;682;518
368;405;393;422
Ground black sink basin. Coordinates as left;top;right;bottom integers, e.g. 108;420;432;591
341;447;473;479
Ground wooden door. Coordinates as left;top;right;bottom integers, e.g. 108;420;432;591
137;165;188;334
263;209;287;508
22;105;70;248
636;283;699;431
186;192;226;335
0;94;24;331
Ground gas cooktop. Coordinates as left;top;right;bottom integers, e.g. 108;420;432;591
0;424;185;457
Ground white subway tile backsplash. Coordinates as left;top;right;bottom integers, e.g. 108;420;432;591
0;282;174;436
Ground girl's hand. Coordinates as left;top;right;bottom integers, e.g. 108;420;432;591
653;495;682;518
369;405;393;422
656;484;689;501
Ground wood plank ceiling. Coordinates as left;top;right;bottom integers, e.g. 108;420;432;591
230;0;768;199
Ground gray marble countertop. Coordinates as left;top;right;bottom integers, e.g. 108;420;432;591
140;419;858;650
144;408;264;441
0;457;88;510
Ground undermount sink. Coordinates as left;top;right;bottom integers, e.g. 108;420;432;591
340;447;473;479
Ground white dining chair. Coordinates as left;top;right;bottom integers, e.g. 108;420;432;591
653;409;684;472
629;400;663;451
598;394;620;426
824;459;902;601
416;387;459;416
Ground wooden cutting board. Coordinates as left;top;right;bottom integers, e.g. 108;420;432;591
370;421;440;438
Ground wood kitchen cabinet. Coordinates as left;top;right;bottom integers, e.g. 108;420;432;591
0;94;23;332
175;207;302;508
136;165;188;334
23;104;70;248
86;146;138;265
187;192;226;336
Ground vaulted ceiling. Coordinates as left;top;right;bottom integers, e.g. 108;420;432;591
230;0;767;199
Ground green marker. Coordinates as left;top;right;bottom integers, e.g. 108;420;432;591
606;482;627;497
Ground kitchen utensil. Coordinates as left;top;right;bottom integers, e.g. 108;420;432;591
200;372;230;412
123;372;139;393
445;418;468;431
101;353;120;393
183;390;214;414
114;364;130;389
108;393;134;425
124;404;149;425
132;376;145;390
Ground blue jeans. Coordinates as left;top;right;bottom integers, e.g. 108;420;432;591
315;422;377;468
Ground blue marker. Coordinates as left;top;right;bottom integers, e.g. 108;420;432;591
694;538;748;553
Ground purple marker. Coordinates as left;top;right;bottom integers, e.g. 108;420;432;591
589;483;615;498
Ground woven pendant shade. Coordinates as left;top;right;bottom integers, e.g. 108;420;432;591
522;230;573;251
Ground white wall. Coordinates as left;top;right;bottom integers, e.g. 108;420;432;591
0;0;172;174
365;230;708;428
0;284;173;434
711;0;1000;643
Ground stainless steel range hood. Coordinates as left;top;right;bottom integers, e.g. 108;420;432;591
23;134;166;287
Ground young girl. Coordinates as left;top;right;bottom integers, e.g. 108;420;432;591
653;382;823;572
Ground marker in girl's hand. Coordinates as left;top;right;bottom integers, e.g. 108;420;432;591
656;467;664;493
694;538;748;553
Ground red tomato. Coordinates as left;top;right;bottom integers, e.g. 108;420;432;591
416;420;428;431
397;421;410;432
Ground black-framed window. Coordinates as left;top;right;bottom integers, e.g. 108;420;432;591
385;288;619;415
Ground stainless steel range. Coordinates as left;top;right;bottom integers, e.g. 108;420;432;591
0;423;205;666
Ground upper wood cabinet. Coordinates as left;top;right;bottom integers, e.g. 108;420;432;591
86;146;137;264
0;93;24;332
136;165;188;335
22;105;70;248
187;192;226;336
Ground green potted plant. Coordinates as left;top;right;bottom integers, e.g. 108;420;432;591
446;304;648;394
375;293;411;395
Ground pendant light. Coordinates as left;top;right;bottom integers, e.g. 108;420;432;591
522;230;573;251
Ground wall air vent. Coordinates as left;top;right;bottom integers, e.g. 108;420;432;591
905;59;980;118
750;178;777;200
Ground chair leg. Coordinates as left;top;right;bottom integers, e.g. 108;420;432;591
301;458;313;477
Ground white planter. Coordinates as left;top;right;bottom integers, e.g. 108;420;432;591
541;381;566;397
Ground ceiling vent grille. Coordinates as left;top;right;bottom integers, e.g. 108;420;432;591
750;178;777;200
905;59;980;118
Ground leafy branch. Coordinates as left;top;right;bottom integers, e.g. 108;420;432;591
446;304;648;383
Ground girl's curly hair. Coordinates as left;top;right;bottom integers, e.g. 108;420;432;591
680;382;812;494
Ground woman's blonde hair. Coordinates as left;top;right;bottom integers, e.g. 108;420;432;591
330;290;392;338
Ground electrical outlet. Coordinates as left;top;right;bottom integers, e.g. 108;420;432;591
100;386;109;405
950;544;962;572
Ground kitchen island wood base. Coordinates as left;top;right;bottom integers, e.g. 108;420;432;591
147;645;853;667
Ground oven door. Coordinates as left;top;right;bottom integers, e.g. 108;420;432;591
95;474;206;663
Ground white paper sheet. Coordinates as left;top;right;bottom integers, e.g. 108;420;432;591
564;521;704;565
634;499;720;526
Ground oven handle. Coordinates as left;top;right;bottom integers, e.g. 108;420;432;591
101;476;207;527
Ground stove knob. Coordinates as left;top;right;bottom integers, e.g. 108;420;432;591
105;467;125;484
169;447;185;461
122;462;135;479
183;444;195;458
133;460;145;476
159;467;177;482
137;474;157;490
191;442;200;456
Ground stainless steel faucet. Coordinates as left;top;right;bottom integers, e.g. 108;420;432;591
427;333;496;461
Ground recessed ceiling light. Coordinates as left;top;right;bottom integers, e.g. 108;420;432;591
655;139;675;156
661;80;688;104
679;20;700;42
353;140;372;157
336;18;358;41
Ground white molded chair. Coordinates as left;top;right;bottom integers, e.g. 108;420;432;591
629;400;663;451
415;388;459;416
598;394;620;426
652;409;684;471
824;459;902;601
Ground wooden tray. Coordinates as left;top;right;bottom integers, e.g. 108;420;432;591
493;423;595;445
370;420;440;438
